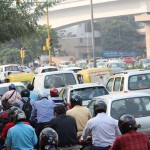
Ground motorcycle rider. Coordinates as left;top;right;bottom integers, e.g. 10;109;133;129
81;100;120;150
110;114;150;150
67;95;91;137
39;127;59;150
48;87;65;105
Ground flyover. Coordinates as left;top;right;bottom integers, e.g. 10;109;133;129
39;0;150;29
38;0;150;57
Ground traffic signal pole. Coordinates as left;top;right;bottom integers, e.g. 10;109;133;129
46;5;52;66
16;1;53;66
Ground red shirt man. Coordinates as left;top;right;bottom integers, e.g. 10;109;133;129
110;129;150;150
110;114;150;150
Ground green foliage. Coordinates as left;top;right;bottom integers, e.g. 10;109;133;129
99;16;141;52
0;0;63;43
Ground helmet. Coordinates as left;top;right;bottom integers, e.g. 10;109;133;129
9;84;16;90
21;89;30;97
70;95;82;107
9;106;20;121
94;100;107;116
39;127;58;149
50;87;59;97
14;110;26;123
118;114;137;134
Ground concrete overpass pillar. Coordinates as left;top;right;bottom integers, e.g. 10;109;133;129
145;23;150;58
135;13;150;58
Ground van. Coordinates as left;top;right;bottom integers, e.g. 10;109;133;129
32;71;79;97
77;67;112;85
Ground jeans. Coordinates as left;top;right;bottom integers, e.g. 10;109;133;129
92;146;110;150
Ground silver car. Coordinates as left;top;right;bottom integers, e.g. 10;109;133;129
88;92;150;137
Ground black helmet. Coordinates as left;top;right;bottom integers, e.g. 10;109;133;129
21;89;30;97
9;84;16;90
94;100;107;116
39;127;58;149
9;106;20;121
14;110;26;123
118;114;137;134
70;94;82;107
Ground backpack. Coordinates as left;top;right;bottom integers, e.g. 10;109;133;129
21;98;32;120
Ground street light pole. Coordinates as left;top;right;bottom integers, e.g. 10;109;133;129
90;0;96;67
46;4;52;65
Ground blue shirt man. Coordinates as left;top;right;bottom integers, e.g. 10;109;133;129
31;97;55;123
5;122;37;150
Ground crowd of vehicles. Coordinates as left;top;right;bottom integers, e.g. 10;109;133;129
0;58;150;138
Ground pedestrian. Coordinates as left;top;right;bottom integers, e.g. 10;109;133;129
81;100;121;150
5;110;37;149
27;83;38;101
12;89;35;121
109;114;150;150
66;95;91;137
49;104;79;150
30;94;55;149
1;84;21;109
39;127;59;150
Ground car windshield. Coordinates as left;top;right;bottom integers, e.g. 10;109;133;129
111;96;150;120
44;73;76;89
129;74;150;90
70;86;108;101
5;66;19;71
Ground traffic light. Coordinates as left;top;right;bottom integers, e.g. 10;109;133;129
20;49;25;58
46;38;50;49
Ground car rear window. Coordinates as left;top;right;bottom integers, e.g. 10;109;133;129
44;73;76;89
0;85;25;96
43;68;58;73
129;74;150;90
111;96;150;119
5;66;19;71
70;86;108;101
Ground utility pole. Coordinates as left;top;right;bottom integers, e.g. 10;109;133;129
90;0;96;67
46;5;52;66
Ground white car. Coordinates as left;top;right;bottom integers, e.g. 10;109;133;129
59;83;109;106
0;64;20;83
88;92;150;137
61;67;82;73
33;71;79;97
0;82;25;96
34;66;58;74
106;69;150;94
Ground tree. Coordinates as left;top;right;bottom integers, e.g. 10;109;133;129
99;16;141;52
0;0;62;43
